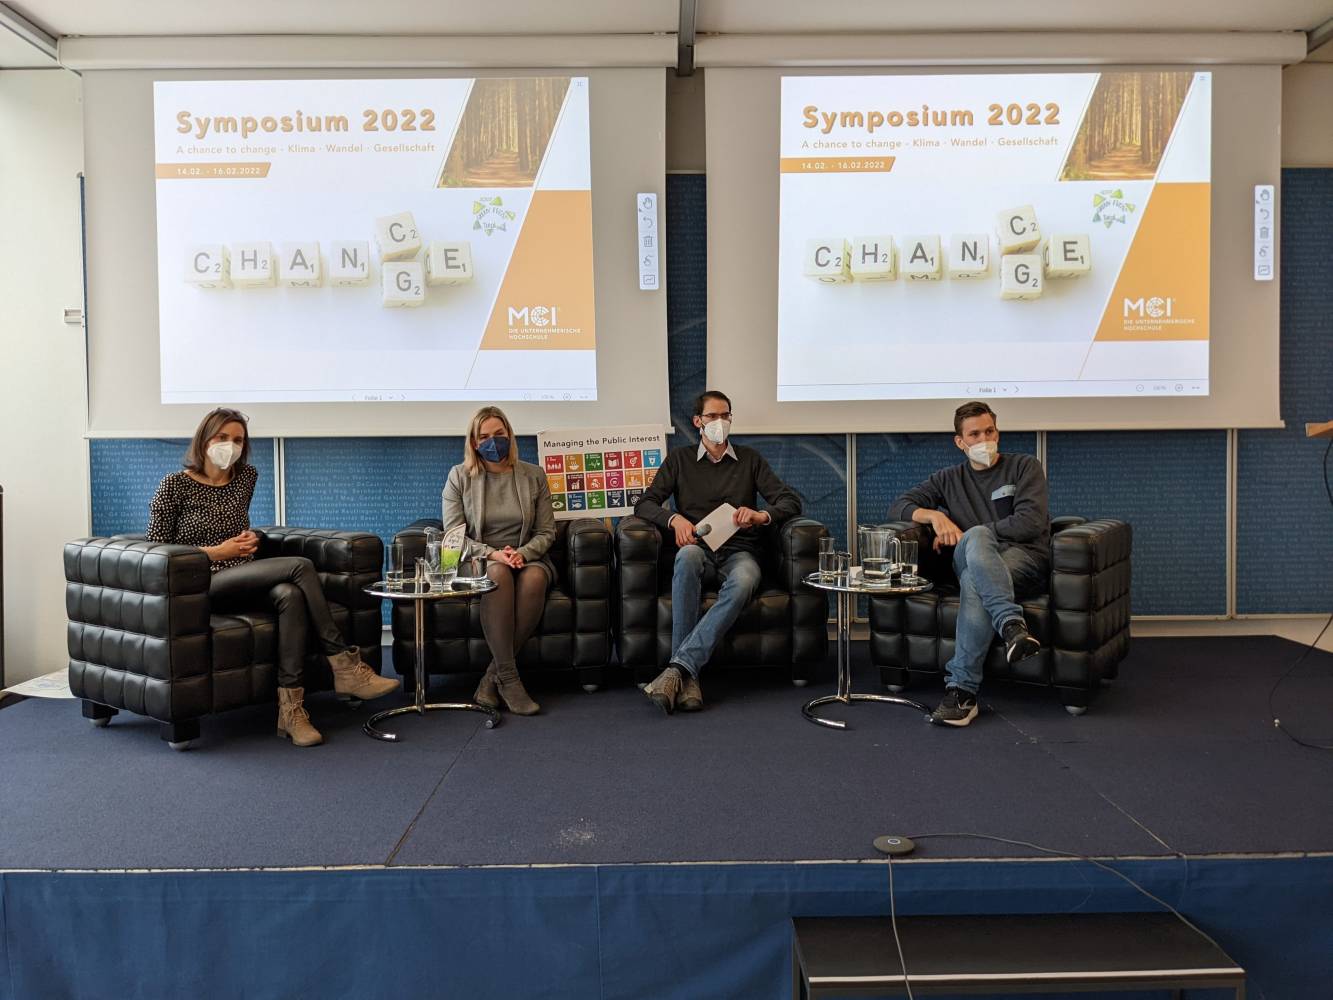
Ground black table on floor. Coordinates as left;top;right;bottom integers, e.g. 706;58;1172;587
792;913;1245;998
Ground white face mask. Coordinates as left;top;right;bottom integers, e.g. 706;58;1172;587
702;418;731;446
207;441;241;471
966;441;998;468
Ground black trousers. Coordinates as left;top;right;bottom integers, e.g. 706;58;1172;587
210;556;347;688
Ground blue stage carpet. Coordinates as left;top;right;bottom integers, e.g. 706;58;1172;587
3;636;1333;998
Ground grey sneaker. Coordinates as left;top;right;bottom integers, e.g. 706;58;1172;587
644;666;683;715
929;687;979;727
677;672;703;712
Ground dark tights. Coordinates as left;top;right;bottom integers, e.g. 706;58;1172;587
480;562;548;672
209;556;346;688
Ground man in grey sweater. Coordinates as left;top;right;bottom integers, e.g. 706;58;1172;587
634;390;802;714
888;401;1048;727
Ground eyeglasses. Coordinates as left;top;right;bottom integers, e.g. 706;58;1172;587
699;412;732;422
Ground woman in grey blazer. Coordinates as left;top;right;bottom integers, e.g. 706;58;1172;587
442;406;556;715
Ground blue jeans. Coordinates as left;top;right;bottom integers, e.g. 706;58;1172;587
669;544;763;678
943;526;1046;695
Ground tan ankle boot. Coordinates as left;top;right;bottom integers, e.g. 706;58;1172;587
329;647;399;700
473;663;501;710
277;687;323;747
494;661;540;715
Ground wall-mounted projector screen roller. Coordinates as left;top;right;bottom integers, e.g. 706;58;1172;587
83;68;668;436
706;66;1282;433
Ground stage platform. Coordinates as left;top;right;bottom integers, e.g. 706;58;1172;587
3;636;1333;998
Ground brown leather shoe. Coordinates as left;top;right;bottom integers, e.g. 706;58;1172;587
644;665;682;715
329;647;399;701
277;687;323;747
473;663;501;710
495;661;540;716
677;673;703;712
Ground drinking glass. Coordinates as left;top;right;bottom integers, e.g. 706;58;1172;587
817;536;836;581
899;540;919;582
834;550;850;583
458;543;487;582
385;542;405;591
425;540;453;589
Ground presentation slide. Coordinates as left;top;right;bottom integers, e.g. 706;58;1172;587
777;72;1212;402
154;77;595;403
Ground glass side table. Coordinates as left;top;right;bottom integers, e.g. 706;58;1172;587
363;576;499;742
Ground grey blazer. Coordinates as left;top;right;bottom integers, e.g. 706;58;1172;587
442;460;557;584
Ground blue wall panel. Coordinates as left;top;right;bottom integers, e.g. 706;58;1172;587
1047;431;1227;616
90;438;275;537
1236;169;1333;613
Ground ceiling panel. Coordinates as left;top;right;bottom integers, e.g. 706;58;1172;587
696;0;1333;35
9;0;679;37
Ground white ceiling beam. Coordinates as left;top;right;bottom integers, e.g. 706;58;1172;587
0;1;58;61
58;33;678;71
696;31;1308;67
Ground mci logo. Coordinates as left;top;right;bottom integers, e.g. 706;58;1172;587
1123;296;1174;319
508;306;559;327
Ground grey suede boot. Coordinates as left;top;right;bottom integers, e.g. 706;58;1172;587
473;663;501;710
494;661;540;715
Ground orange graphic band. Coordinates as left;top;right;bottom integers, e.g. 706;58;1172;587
1095;183;1210;342
155;163;272;179
481;190;596;351
779;157;895;174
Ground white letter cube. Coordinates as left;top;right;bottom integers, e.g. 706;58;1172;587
230;242;275;287
803;239;851;283
329;242;371;286
185;245;230;288
996;205;1042;253
375;212;422;262
382;261;425;308
425;241;475;286
849;236;897;282
278;242;322;287
900;235;942;281
1000;253;1044;299
947;234;990;279
1045;234;1092;278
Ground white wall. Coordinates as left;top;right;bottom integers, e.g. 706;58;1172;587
0;69;89;686
1282;63;1333;167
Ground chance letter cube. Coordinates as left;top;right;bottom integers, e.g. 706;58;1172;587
329;242;371;286
900;235;942;281
230;242;275;287
947;234;990;279
278;242;322;287
803;239;851;283
375;212;422;262
1000;253;1044;300
185;245;230;288
425;241;475;286
1045;234;1092;278
849;236;897;282
381;261;425;308
996;205;1041;254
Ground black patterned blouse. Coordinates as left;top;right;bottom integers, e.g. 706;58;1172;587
145;464;258;572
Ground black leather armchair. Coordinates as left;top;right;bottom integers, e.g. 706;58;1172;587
614;516;829;684
390;518;613;691
868;516;1132;714
65;527;384;749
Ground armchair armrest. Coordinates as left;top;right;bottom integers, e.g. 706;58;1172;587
393;519;442;566
565;517;611;599
65;537;214;717
256;526;383;612
615;515;663;597
778;517;828;592
1050;518;1132;613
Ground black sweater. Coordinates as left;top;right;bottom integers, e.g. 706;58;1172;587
887;453;1050;565
635;444;802;555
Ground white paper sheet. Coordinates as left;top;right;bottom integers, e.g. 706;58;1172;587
695;502;740;551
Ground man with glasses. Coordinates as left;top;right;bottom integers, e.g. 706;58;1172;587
888;400;1048;728
634;390;802;714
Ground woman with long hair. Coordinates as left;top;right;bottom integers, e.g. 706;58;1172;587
442;406;556;715
145;407;398;747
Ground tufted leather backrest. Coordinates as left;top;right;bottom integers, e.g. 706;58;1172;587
65;537;213;722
